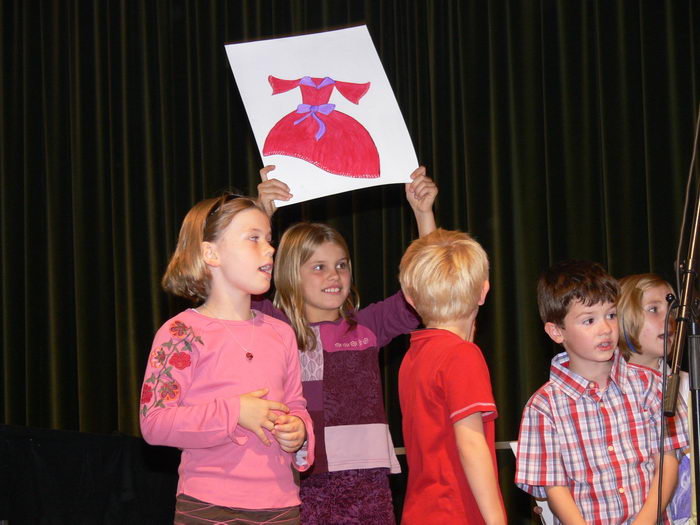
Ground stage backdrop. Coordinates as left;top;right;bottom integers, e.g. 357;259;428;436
2;1;700;523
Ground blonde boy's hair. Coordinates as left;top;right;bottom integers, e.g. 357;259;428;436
273;222;359;351
399;229;489;326
162;194;263;301
617;273;673;360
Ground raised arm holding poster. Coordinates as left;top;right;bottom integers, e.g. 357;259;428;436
225;25;418;207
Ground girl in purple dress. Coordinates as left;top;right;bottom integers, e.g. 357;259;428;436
253;166;437;524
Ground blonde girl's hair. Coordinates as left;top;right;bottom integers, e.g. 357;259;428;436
273;222;359;351
161;193;264;301
399;229;489;326
617;273;673;361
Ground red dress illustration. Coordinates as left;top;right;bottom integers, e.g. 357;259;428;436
263;76;380;178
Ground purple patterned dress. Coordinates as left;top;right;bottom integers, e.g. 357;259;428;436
253;292;420;524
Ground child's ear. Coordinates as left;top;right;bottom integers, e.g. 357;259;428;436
544;322;564;344
201;241;220;267
403;293;416;310
478;280;490;305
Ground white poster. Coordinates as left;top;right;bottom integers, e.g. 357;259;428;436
225;25;418;206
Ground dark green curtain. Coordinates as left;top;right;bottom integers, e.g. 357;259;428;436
2;1;699;522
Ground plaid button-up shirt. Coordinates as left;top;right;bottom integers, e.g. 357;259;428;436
515;351;688;524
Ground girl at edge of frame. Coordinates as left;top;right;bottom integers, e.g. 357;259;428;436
253;165;437;524
139;194;314;525
618;273;693;525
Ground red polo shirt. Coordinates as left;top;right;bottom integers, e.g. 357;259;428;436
399;328;503;524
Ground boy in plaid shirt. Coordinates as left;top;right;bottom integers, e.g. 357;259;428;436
515;260;688;524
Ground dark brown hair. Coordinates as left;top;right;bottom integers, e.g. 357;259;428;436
537;260;619;326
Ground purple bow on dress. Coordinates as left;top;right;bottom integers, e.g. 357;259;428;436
294;103;336;140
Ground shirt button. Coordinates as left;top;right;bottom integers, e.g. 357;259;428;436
618;487;625;494
608;445;614;452
589;382;596;388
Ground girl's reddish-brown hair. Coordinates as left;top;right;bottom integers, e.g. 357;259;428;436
161;194;263;301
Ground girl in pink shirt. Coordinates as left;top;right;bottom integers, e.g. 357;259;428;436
139;194;314;525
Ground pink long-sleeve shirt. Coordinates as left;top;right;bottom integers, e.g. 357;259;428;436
139;308;314;509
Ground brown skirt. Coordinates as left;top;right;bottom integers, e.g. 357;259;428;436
174;493;300;525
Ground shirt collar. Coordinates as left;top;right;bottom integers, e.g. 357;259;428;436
550;349;628;400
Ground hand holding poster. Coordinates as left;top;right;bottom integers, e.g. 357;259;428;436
225;25;418;207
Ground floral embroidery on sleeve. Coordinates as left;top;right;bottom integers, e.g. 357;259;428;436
169;352;191;370
141;321;202;418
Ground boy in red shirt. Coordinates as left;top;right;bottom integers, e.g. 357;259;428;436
398;229;506;525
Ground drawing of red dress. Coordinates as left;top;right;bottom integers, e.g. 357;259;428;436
263;76;380;178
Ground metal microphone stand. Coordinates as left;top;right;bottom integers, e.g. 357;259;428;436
688;321;700;513
664;194;700;515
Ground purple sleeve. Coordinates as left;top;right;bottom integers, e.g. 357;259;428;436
354;290;421;348
251;295;291;325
